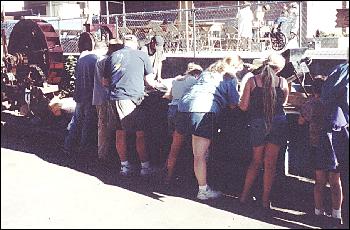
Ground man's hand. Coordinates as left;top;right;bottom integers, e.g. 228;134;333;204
101;77;111;87
297;115;306;125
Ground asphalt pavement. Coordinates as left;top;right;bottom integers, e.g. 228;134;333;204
1;116;348;229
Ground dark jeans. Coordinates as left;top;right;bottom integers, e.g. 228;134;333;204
64;102;97;153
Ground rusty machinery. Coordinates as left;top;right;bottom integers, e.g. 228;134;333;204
1;19;65;119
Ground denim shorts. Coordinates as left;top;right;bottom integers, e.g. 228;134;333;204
115;99;145;132
175;112;218;139
312;127;349;171
167;105;178;135
249;115;288;147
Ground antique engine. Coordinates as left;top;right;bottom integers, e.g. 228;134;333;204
1;19;64;118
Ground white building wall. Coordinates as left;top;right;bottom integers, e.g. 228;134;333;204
307;1;348;37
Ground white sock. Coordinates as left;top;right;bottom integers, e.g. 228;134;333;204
141;161;150;169
199;185;208;191
332;209;342;219
315;208;325;216
121;161;129;166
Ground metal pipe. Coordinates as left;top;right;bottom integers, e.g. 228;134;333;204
122;1;126;27
106;1;109;24
116;15;119;39
298;1;302;47
192;9;196;57
185;1;189;53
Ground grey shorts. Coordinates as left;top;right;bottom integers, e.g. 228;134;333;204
249;115;288;147
115;99;146;132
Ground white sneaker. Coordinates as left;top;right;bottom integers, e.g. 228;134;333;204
140;166;156;176
197;186;222;200
120;164;133;176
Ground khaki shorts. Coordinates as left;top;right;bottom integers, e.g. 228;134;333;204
115;99;146;132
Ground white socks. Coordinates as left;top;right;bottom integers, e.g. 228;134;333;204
315;208;342;219
121;161;130;166
332;208;342;219
141;161;150;169
199;184;208;191
315;208;325;216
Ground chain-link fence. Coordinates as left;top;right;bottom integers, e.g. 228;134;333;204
101;1;303;55
2;1;304;55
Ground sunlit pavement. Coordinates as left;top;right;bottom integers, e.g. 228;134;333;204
1;148;289;229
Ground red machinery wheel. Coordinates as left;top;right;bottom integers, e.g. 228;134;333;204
7;19;64;84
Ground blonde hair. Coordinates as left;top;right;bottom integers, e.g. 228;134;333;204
260;53;285;132
207;55;243;74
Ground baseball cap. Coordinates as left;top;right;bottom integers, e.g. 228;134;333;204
185;63;203;74
109;38;123;45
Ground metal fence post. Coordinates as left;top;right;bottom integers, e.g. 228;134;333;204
57;17;61;41
298;1;302;47
116;15;119;39
185;8;189;53
192;9;196;58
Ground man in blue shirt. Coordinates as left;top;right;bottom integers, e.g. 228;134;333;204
105;35;164;176
64;39;103;154
320;59;349;227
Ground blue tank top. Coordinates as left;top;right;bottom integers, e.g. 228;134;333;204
249;76;286;120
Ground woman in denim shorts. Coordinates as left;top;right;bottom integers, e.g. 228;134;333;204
176;55;243;200
163;63;203;183
239;53;289;209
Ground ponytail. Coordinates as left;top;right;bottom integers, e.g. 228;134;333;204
261;64;277;132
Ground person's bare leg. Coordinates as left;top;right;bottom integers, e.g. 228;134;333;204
165;130;185;182
192;135;211;186
262;143;280;208
329;172;343;219
116;130;127;162
240;146;265;203
136;131;148;163
314;170;327;214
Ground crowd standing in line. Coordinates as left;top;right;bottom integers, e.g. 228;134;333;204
61;31;348;227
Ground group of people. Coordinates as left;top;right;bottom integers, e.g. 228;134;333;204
62;31;348;227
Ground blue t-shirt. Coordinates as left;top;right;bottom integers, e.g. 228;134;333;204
106;47;154;102
321;62;349;129
73;51;99;103
178;71;240;113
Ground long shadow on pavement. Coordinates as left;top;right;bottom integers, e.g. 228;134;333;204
1;120;348;229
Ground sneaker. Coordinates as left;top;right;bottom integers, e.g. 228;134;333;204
140;166;156;176
120;164;133;176
196;186;222;200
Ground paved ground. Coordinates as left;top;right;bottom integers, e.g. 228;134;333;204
1;116;348;229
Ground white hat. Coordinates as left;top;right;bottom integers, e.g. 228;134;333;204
124;35;138;43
